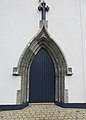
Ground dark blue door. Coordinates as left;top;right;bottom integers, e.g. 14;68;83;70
29;49;55;102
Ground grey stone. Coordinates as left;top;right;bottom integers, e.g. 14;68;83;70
64;89;68;103
14;26;71;104
67;67;73;76
16;90;21;104
39;20;48;29
13;67;19;76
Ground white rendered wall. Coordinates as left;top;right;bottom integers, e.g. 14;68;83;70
0;0;85;104
80;0;86;102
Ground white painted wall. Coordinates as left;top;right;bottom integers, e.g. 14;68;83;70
0;0;85;104
80;0;86;102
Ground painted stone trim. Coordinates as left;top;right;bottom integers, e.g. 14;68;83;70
14;23;70;104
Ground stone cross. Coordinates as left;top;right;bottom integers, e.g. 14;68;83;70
38;1;49;20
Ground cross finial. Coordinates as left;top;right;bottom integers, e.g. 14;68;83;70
38;1;49;20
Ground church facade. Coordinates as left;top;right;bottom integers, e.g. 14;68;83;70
0;0;86;105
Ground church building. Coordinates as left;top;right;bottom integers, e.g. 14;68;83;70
0;0;86;106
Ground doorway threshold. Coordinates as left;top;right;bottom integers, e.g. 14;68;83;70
29;103;55;105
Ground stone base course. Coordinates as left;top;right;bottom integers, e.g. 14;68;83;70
0;104;86;120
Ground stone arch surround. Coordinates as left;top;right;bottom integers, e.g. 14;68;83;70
16;26;68;104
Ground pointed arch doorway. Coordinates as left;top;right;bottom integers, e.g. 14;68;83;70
15;27;69;104
29;48;55;103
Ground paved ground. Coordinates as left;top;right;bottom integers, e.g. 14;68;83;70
0;103;86;120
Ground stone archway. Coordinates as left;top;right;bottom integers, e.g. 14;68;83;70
15;26;68;104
